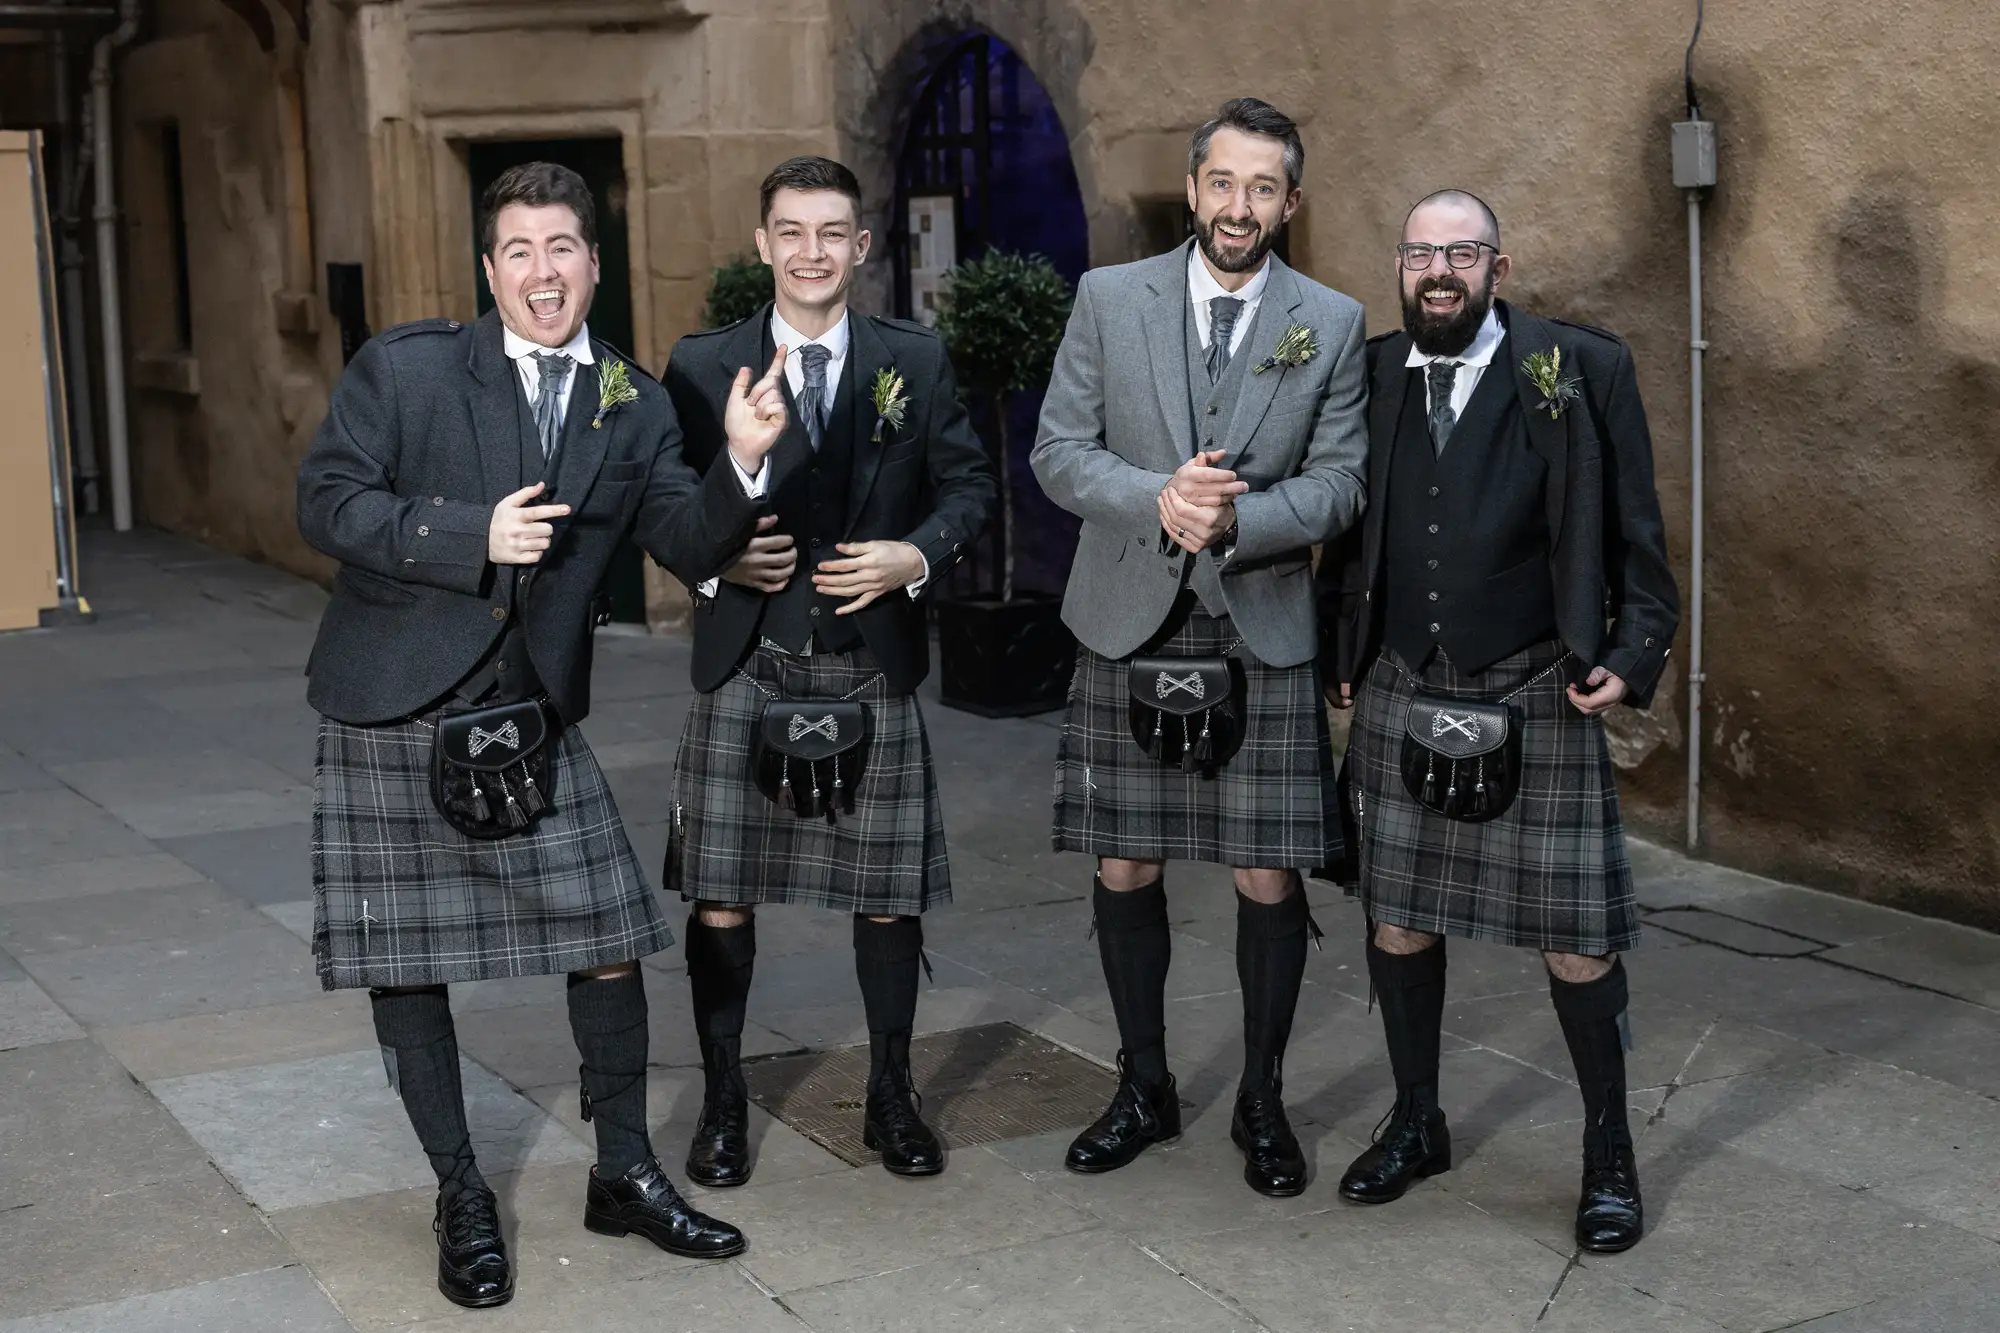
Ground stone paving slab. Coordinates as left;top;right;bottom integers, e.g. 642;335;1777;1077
0;978;86;1050
21;920;322;1026
155;822;316;907
0;787;158;871
450;991;796;1089
398;1263;802;1333
0;1266;354;1333
149;1049;593;1212
97;990;378;1082
712;1146;1097;1294
0;851;206;907
1152;1186;1571;1333
0;880;273;956
788;1228;1258;1332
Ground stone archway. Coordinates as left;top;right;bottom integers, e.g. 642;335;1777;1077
831;0;1102;314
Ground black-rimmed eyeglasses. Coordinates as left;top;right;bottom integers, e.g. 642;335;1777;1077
1398;241;1498;271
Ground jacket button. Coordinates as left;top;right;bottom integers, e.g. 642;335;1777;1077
1206;405;1218;416
1428;591;1439;602
1428;524;1439;535
519;572;530;586
432;496;445;506
810;607;821;618
491;606;506;620
403;558;415;567
1427;559;1438;570
1645;636;1657;647
1429;486;1439;497
417;525;430;537
1429;622;1441;634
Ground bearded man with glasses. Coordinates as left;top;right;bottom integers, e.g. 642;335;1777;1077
1316;189;1679;1252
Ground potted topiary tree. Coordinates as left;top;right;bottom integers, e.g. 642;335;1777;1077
931;250;1077;716
703;253;775;328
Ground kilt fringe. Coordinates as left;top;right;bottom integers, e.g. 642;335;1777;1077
1344;643;1638;955
667;647;950;916
1052;613;1343;870
311;716;671;990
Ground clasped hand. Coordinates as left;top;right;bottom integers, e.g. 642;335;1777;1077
1159;449;1248;554
721;517;924;614
488;481;570;565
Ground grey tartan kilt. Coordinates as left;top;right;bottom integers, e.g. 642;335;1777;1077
664;645;950;916
1052;611;1344;870
1343;641;1638;955
310;714;672;990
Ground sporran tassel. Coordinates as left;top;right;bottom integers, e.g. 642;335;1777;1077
519;768;546;817
1193;709;1214;764
1422;752;1436;799
779;758;796;813
1180;715;1197;773
470;777;490;824
501;773;527;829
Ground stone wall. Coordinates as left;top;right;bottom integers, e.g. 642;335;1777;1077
106;0;1999;919
828;0;2000;923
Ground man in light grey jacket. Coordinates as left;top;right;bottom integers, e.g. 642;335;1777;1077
1031;97;1367;1199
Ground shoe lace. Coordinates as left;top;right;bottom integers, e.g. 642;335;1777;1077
1239;1091;1290;1141
1369;1095;1432;1155
871;1058;925;1132
437;1186;501;1252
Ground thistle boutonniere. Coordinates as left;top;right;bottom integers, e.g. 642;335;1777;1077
870;366;909;443
1253;322;1321;374
1521;346;1582;420
592;358;638;428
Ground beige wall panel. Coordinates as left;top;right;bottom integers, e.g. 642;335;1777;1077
0;134;59;631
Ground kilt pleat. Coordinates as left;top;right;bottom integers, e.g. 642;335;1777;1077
1052;613;1343;869
664;647;949;916
311;716;671;990
1343;642;1638;954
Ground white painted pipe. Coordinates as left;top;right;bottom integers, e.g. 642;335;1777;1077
1685;188;1707;852
90;0;141;532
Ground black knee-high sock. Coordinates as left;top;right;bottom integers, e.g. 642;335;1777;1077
568;970;655;1177
1366;933;1447;1116
1237;885;1309;1097
854;915;923;1096
685;911;757;1101
1094;875;1171;1089
1550;959;1632;1157
371;985;488;1201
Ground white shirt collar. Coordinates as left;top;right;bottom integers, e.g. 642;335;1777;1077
770;307;851;361
1187;242;1273;311
1405;306;1504;370
502;320;594;367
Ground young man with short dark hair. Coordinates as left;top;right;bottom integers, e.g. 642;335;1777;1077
658;155;996;1187
298;161;779;1309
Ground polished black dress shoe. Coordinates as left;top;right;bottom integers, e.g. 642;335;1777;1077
435;1186;512;1309
1231;1090;1309;1198
685;1092;751;1188
1576;1143;1645;1253
1065;1060;1182;1174
584;1157;747;1259
863;1085;945;1177
1338;1102;1450;1204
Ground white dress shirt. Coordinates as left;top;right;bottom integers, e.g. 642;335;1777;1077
1406;306;1506;420
1187;243;1273;357
697;307;927;602
503;322;595;430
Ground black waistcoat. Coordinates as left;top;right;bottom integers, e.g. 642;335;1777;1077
760;338;863;655
1382;339;1558;672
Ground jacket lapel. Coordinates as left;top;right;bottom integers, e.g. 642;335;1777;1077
466;312;523;507
1143;244;1197;463
843;313;894;533
1218;256;1300;465
1503;302;1569;548
547;356;608;511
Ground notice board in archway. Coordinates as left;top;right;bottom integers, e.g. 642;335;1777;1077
0;132;65;631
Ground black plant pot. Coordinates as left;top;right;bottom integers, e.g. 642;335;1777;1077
935;593;1076;718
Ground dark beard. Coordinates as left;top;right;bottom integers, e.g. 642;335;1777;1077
1402;270;1495;356
1194;211;1279;274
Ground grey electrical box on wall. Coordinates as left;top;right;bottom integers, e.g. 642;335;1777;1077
1673;120;1718;188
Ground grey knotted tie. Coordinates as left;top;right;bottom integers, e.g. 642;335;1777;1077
532;352;573;459
799;343;832;451
1426;360;1461;455
1207;296;1244;382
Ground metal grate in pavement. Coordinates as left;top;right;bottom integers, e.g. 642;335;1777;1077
742;1022;1119;1167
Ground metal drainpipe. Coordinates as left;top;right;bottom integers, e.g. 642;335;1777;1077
1684;189;1707;851
90;0;141;532
51;29;101;515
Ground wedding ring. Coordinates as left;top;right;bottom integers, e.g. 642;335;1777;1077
1178;528;1188;539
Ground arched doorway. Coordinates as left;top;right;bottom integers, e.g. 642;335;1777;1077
891;33;1086;599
